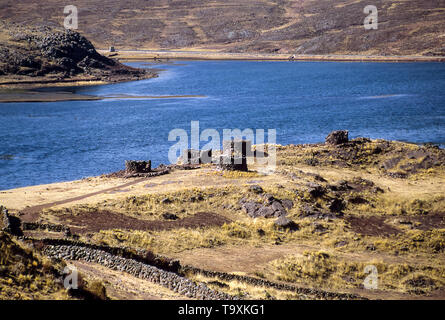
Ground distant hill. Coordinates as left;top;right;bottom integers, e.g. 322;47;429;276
0;0;444;56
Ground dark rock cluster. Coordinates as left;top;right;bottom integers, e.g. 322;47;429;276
239;193;299;231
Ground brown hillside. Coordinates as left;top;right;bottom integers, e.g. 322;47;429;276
0;0;444;55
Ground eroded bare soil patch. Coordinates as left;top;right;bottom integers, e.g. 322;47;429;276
345;215;401;237
62;210;231;234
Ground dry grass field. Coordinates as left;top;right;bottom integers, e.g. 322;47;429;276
1;137;444;300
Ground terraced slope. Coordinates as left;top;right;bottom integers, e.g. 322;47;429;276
0;0;444;55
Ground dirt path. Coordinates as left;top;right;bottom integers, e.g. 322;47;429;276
19;177;149;222
71;260;189;300
172;243;438;275
101;49;445;62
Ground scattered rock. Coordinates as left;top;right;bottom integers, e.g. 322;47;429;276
256;206;276;218
249;185;263;194
281;199;294;210
162;213;178;220
257;229;266;236
161;198;172;204
241;201;263;218
274;217;299;231
306;182;325;198
335;240;348;248
262;194;276;204
328;198;345;213
314;175;327;182
347;196;368;204
404;276;436;288
312;223;328;233
241;197;288;219
271;201;287;217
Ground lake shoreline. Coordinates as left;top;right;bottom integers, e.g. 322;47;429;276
99;50;445;63
2;53;444;102
0;90;206;103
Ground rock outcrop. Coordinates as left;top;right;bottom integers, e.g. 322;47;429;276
0;22;154;83
325;130;349;145
240;194;291;219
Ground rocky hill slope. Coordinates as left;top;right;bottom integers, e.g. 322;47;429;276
0;22;155;86
0;0;444;56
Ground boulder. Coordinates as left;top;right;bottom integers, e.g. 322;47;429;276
281;199;294;210
325;130;349;145
306;182;325;198
271;201;287;217
256;206;276;218
241;198;288;218
328;198;345;213
241;201;263;218
162;213;178;220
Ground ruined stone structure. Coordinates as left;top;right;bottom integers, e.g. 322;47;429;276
217;140;252;171
125;160;151;173
179;149;212;165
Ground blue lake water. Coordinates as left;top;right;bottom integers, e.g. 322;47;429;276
1;60;445;190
